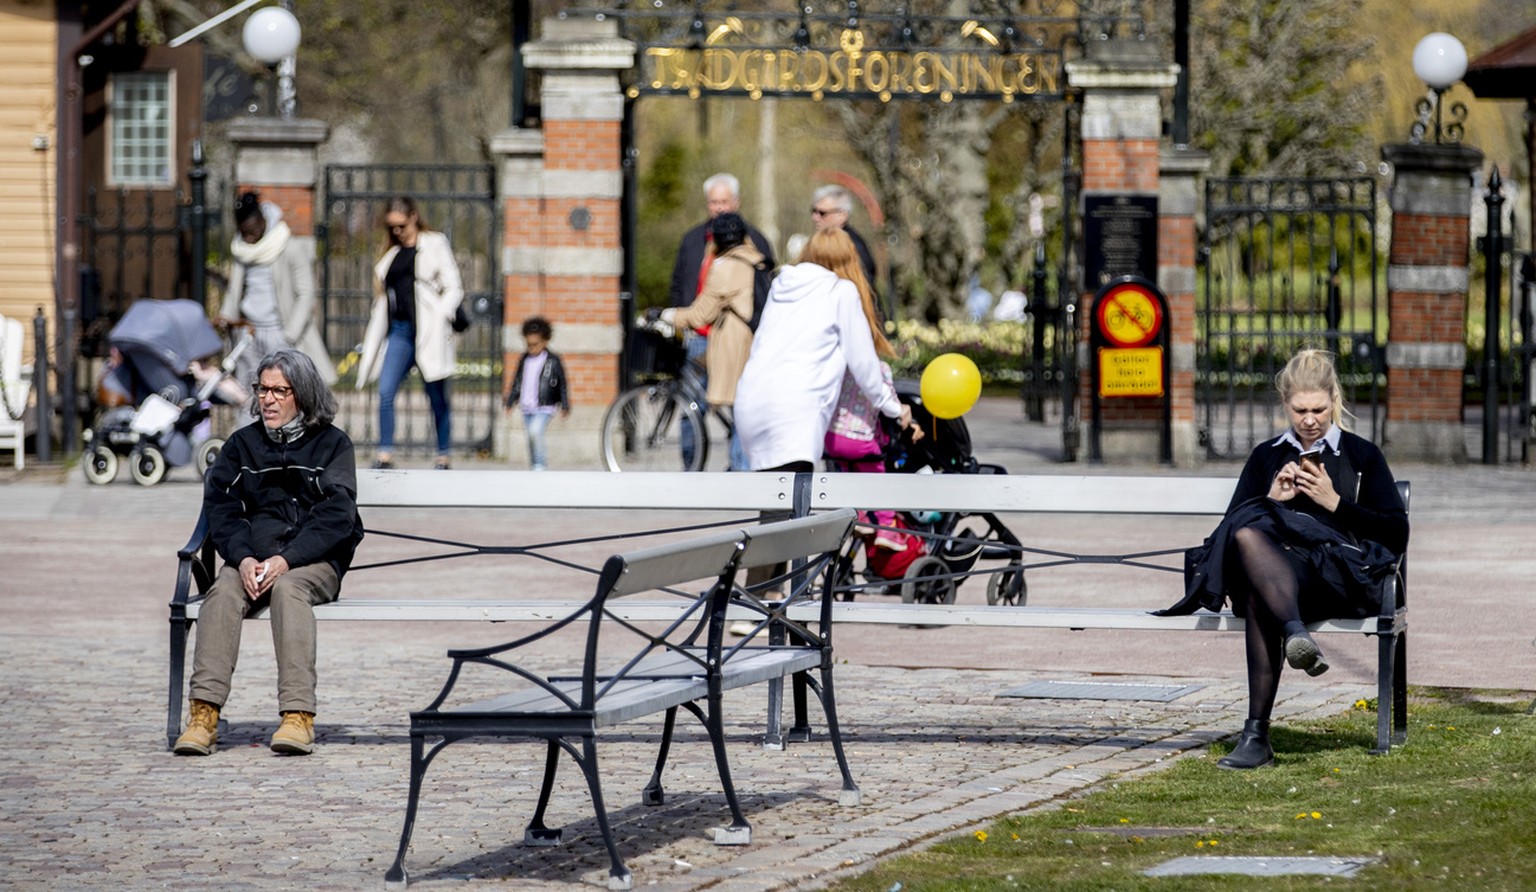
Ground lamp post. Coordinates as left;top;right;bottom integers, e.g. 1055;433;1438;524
242;4;301;119
1409;32;1468;145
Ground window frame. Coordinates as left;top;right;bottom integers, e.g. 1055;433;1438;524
105;69;178;188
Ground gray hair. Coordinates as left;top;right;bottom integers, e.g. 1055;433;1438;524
702;172;740;200
811;184;852;213
249;349;338;427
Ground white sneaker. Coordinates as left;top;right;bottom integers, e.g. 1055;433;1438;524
729;621;755;637
872;534;908;553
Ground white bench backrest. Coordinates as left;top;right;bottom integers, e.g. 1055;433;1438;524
738;508;856;570
2;315;29;407
810;472;1236;515
607;528;745;597
357;469;799;511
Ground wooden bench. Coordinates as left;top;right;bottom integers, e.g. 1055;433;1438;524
382;509;860;890
167;470;808;749
800;472;1410;754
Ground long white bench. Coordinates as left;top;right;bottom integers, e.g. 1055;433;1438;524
168;469;1408;754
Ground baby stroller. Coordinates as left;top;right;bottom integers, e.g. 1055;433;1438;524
83;299;251;486
831;378;1027;606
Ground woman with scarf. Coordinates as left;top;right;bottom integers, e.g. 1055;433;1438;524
1164;349;1408;769
219;193;336;426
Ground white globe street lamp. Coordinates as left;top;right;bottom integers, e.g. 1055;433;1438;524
1409;32;1468;145
241;5;302;119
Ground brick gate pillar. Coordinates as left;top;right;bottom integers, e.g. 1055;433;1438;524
1159;149;1209;466
1380;143;1484;463
225;117;328;241
1066;44;1183;464
492;17;634;467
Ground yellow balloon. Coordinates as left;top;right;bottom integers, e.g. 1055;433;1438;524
919;353;982;419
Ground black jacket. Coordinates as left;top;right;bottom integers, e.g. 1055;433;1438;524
668;219;776;310
506;350;570;412
204;421;364;579
1160;429;1407;617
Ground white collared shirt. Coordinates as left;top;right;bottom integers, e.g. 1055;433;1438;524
1273;424;1342;455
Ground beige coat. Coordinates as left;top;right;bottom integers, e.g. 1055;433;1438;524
221;238;337;384
668;243;764;407
356;230;464;386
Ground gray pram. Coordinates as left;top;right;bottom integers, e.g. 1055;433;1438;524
84;299;250;485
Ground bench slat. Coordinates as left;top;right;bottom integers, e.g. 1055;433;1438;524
357;469;799;510
457;677;710;727
782;602;1397;634
811;472;1237;515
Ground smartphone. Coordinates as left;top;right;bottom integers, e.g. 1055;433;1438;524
1299;451;1323;475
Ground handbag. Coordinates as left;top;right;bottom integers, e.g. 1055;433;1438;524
451;303;471;333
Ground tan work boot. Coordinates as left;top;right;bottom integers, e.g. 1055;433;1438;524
173;700;220;755
270;711;316;755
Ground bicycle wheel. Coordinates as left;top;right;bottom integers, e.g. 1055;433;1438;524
601;384;709;472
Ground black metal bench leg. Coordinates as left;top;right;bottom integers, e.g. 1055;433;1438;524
786;672;812;742
810;665;862;806
573;737;632;891
385;734;438;889
641;707;680;806
1372;626;1394;755
167;613;189;750
525;740;564;845
1392;631;1408;745
701;694;752;846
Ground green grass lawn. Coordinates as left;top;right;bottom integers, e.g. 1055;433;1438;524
830;689;1535;891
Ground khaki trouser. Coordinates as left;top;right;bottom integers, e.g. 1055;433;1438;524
189;562;339;714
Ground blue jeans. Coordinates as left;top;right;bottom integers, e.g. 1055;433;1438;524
523;410;554;470
378;321;451;456
679;333;708;468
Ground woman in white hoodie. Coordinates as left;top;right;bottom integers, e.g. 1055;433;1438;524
734;229;915;471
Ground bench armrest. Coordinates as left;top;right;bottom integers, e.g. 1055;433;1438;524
172;511;216;608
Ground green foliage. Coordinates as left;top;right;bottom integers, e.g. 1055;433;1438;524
634;140;693;310
890;320;1039;388
831;691;1536;891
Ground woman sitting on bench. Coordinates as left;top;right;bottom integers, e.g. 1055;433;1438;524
1180;349;1409;770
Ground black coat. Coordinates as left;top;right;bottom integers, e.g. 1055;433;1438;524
1159;430;1407;618
204;421;364;579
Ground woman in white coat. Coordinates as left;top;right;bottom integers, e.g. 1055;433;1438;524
734;228;915;472
354;196;463;469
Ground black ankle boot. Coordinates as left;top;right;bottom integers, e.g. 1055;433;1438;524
1283;625;1330;677
1217;719;1274;770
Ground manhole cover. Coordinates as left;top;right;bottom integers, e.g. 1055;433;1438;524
1143;855;1378;877
998;680;1206;702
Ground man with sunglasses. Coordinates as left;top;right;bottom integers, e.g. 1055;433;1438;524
810;185;879;303
173;349;364;758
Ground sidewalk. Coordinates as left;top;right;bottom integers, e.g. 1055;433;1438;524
1;398;1533;890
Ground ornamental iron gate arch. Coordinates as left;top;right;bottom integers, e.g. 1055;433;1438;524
567;0;1147;455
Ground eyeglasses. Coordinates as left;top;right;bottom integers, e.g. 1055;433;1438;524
385;217;412;233
255;385;294;400
810;206;846;218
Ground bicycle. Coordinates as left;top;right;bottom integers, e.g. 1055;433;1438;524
600;319;735;472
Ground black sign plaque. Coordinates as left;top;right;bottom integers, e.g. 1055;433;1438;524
1083;195;1158;288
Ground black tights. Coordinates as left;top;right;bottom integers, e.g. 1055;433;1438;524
1233;526;1308;722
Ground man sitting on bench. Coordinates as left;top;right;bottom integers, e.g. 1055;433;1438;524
174;350;364;757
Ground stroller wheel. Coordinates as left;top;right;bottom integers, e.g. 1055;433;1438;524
900;555;956;606
986;569;1028;607
195;438;225;477
130;446;168;486
83;445;119;485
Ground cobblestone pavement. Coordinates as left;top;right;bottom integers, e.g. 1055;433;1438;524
3;401;1533;890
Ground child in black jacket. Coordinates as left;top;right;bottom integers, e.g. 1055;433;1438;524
505;317;570;470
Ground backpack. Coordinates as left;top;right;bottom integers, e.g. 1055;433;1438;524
719;255;771;332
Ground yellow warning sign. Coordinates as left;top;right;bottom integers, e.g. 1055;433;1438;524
1098;347;1164;398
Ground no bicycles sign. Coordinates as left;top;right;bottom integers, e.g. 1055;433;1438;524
1094;279;1163;348
1090;277;1169;400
